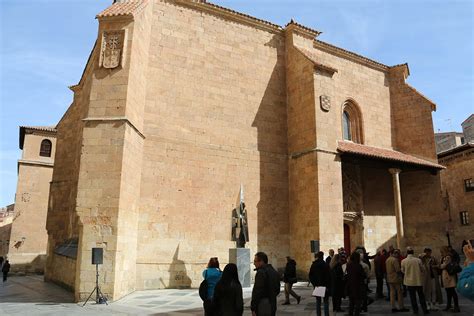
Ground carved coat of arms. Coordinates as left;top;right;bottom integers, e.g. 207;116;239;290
101;31;124;69
320;95;331;112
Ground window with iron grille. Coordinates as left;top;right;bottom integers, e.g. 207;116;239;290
465;178;474;192
39;139;52;157
460;211;469;225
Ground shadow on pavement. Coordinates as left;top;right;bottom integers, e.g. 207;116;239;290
0;275;75;304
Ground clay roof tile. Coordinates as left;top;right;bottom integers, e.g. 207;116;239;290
337;141;444;170
96;0;148;19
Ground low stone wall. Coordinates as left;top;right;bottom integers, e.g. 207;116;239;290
45;254;76;292
9;253;46;274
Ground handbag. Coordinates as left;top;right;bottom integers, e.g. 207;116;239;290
289;277;298;284
446;262;462;275
199;270;208;301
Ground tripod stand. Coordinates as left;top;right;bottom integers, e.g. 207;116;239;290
82;263;108;306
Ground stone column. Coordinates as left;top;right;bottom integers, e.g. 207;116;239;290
389;168;404;249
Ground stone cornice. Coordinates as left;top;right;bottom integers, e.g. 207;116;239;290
294;46;338;75
172;0;282;34
313;40;389;72
389;63;410;78
18;159;54;168
285;20;321;40
82;117;146;139
290;147;338;159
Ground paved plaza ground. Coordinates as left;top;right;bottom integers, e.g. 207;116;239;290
0;275;473;315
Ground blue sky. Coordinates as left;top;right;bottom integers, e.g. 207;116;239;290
0;0;473;206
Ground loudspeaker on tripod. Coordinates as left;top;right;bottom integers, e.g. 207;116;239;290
92;247;103;265
83;247;108;306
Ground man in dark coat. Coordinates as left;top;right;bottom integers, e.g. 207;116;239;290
251;252;280;316
2;259;11;282
374;249;388;298
309;251;331;316
282;256;301;305
325;249;335;265
346;252;367;316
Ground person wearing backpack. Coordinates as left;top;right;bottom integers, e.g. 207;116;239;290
251;252;281;316
213;263;244;316
440;246;461;313
201;257;222;316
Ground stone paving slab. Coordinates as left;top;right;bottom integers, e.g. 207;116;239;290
1;275;473;315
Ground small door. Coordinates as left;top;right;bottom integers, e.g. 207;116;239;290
344;223;351;254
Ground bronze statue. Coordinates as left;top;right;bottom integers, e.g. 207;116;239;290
232;186;249;248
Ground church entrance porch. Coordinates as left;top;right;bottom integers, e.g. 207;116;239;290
338;141;445;255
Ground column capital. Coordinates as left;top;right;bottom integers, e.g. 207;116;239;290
389;168;402;175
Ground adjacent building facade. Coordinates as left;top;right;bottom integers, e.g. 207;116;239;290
438;143;474;250
45;0;447;302
0;204;15;257
5;126;56;273
462;114;474;143
435;132;465;153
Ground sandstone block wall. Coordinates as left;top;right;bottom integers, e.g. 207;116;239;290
0;211;13;257
361;166;397;254
439;147;474;252
9;131;56;273
286;31;320;275
400;171;446;254
136;0;289;290
45;46;94;289
389;66;437;161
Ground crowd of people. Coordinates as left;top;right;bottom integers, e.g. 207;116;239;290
200;252;281;316
200;240;474;316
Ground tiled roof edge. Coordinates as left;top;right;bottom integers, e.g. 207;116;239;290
313;40;389;72
437;142;474;158
20;126;57;133
285;19;322;39
173;0;282;33
96;0;148;19
337;141;444;170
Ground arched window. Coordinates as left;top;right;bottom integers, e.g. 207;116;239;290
342;100;363;144
39;139;52;157
343;111;351;140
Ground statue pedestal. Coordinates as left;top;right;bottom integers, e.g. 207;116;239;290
229;248;251;287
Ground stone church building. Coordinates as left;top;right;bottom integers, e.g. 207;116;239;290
45;0;446;301
2;126;56;273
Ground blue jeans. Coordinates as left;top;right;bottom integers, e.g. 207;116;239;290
316;295;329;316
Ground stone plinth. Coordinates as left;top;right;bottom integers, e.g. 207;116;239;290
229;248;251;287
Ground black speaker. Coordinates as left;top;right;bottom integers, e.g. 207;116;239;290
92;248;103;265
310;240;320;253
